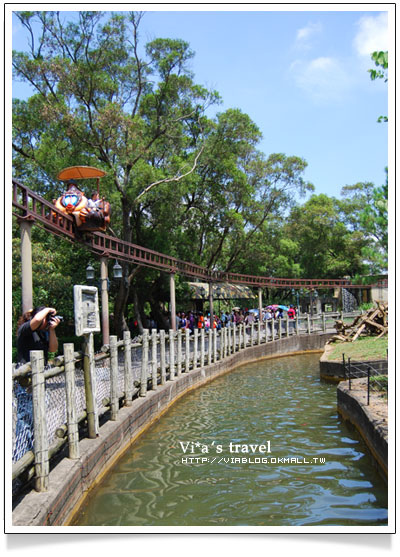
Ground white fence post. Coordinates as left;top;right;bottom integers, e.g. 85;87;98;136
64;343;79;459
185;329;190;372
31;350;49;492
151;329;158;389
193;328;199;370
110;335;119;420
177;330;182;376
83;332;99;437
123;331;133;406
169;330;175;380
140;330;149;396
160;330;166;384
200;328;205;367
208;329;212;365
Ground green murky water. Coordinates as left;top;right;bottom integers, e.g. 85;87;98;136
72;354;387;526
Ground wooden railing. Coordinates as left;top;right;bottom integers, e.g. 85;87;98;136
12;312;363;492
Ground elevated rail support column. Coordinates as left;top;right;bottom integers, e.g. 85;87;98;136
19;216;35;313
100;256;110;346
170;273;177;332
209;283;214;332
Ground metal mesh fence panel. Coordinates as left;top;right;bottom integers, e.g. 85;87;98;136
45;372;67;447
131;344;142;383
12;381;33;463
95;357;111;409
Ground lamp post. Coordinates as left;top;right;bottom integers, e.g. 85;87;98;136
292;288;301;313
208;283;214;329
215;285;222;315
308;289;318;330
314;289;319;314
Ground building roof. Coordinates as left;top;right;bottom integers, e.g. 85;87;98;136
187;282;256;300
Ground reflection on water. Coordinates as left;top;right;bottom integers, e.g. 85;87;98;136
72;354;387;526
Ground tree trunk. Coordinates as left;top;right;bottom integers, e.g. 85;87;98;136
149;298;170;331
113;274;130;339
132;286;144;334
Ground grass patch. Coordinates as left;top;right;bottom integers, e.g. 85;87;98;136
370;375;388;393
327;335;388;362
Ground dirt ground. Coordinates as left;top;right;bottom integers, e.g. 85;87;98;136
342;377;388;441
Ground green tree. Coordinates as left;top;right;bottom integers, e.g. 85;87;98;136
339;173;388;273
286;194;369;279
368;50;388;123
12;11;219;336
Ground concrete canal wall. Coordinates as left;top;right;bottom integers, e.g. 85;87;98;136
337;380;388;480
12;331;332;527
319;346;388;479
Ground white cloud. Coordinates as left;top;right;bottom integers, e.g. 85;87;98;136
296;22;322;43
289;56;352;103
353;12;388;57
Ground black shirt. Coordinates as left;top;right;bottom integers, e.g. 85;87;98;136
17;321;49;364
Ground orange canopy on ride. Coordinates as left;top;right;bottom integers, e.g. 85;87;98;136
57;166;106;181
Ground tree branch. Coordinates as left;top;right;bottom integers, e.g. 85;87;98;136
12;142;35;160
134;145;204;203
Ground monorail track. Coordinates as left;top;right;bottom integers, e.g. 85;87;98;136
12;178;386;291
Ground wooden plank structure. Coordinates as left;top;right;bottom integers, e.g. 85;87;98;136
328;302;388;343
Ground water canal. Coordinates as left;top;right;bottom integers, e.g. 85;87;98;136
72;353;387;527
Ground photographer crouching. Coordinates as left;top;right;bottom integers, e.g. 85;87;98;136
16;307;62;365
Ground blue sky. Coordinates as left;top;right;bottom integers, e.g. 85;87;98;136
10;5;391;199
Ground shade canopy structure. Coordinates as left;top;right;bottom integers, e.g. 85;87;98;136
57;166;106;181
187;282;256;300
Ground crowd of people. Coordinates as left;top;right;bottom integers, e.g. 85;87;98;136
173;305;298;333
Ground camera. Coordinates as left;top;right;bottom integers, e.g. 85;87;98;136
47;313;63;324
